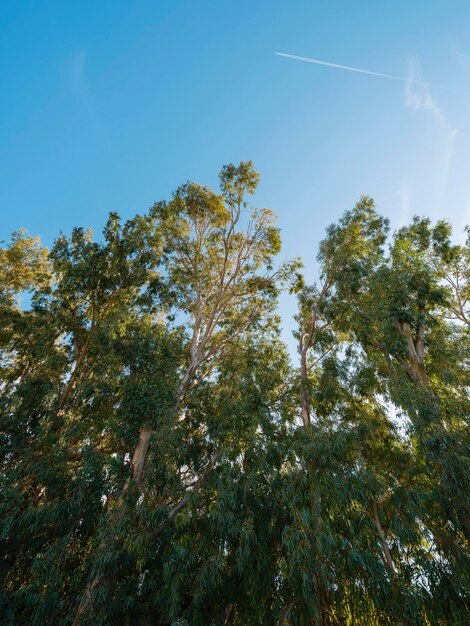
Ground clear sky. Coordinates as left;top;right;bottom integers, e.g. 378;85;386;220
2;1;470;350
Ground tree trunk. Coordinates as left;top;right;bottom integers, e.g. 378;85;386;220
123;423;153;489
372;502;397;577
300;345;311;426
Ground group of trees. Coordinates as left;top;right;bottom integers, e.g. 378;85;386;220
0;162;468;625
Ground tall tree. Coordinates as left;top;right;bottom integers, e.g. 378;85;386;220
72;161;296;623
1;171;468;625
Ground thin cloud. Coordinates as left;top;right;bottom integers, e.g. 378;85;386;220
65;49;99;125
405;59;457;140
68;50;89;104
276;51;461;224
275;52;453;90
405;58;457;182
404;59;449;123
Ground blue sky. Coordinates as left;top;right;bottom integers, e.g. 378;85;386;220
2;1;470;349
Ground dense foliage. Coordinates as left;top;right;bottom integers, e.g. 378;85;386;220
1;162;468;625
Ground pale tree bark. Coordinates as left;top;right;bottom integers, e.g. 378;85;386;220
57;328;95;414
119;191;277;493
299;351;311;426
394;320;427;387
224;603;234;625
125;424;153;486
441;265;469;326
298;279;331;427
372;502;397;578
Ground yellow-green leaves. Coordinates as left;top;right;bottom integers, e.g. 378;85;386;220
0;229;51;302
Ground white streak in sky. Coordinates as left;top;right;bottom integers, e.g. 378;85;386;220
275;52;452;90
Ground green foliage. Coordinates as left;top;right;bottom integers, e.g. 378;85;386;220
0;164;468;625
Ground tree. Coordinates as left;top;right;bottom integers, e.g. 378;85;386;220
297;202;470;624
1;170;468;625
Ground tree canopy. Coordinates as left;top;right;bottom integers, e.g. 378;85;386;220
1;162;468;625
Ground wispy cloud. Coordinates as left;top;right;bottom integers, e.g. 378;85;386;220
404;59;451;124
65;49;98;123
275;51;465;228
404;58;457;184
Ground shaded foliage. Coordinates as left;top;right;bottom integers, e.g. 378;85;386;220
0;167;468;625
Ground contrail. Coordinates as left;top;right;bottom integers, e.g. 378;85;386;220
275;52;452;91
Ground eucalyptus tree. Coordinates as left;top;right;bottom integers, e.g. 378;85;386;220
123;161;287;490
287;199;412;624
118;330;295;626
1;168;468;626
330;213;470;545
297;201;470;624
70;161;298;623
0;213;182;624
